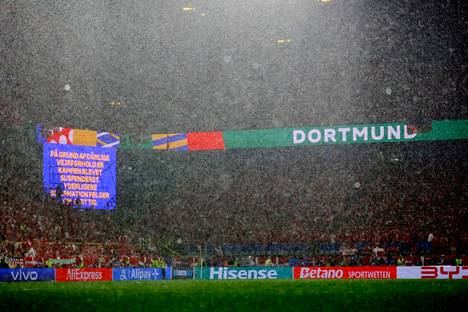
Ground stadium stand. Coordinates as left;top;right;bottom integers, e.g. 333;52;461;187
1;140;467;268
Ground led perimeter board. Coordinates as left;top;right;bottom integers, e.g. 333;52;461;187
43;143;117;210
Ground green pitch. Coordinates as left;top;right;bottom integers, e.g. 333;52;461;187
1;280;467;311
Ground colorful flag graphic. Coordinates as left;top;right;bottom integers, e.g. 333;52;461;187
187;131;225;151
152;133;188;151
47;127;73;144
46;127;97;146
97;132;120;148
72;129;97;146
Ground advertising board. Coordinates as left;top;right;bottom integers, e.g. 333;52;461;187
294;266;396;279
397;266;468;279
55;268;112;282
195;267;292;280
0;269;55;282
112;268;163;281
172;268;193;279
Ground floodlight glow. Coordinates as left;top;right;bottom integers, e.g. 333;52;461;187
276;38;292;45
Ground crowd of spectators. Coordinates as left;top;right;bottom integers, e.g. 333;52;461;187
1;150;467;268
1;115;467;268
0;195;168;268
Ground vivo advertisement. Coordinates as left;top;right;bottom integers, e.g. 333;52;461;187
0;269;55;282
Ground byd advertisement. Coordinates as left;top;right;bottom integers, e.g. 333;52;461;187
294;267;397;279
397;266;468;279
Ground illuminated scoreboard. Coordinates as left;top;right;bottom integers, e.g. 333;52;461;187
43;143;116;210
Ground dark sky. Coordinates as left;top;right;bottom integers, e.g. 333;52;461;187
2;0;467;135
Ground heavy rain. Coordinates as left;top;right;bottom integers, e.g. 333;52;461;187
0;1;467;309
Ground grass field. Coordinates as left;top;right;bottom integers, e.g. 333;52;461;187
1;280;467;312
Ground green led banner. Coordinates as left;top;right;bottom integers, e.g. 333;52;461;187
38;120;468;151
222;120;468;150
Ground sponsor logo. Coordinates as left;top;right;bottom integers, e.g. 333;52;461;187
120;269;126;280
173;269;193;279
113;268;162;281
421;266;468;279
294;267;396;279
209;267;278;280
56;268;112;282
11;270;38;281
299;267;344;279
0;269;55;282
67;269;102;281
